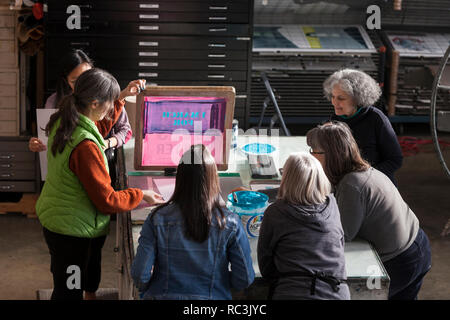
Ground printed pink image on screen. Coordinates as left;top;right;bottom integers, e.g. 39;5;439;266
141;96;227;166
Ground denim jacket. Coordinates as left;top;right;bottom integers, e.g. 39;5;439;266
131;203;255;300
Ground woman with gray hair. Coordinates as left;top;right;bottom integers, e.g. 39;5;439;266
307;121;431;300
323;68;403;184
257;152;350;300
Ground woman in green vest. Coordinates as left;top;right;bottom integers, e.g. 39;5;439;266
36;68;164;300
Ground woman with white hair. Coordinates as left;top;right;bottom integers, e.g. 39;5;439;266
257;152;350;300
323;68;403;184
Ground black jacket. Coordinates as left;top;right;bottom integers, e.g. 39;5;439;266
257;195;350;300
331;106;403;185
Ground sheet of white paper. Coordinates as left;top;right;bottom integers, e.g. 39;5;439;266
250;184;279;191
36;109;57;181
154;178;175;201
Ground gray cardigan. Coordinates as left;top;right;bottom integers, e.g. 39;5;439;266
335;167;419;262
257;195;350;300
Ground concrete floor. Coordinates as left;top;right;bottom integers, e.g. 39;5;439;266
0;216;118;300
0;134;449;300
395;140;450;300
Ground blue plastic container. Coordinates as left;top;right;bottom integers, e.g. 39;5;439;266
226;191;269;238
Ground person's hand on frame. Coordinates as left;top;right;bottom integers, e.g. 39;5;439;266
118;79;146;101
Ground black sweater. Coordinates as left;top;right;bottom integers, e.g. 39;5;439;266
331;106;403;184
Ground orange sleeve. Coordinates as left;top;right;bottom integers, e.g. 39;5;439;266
95;99;125;138
69;139;143;214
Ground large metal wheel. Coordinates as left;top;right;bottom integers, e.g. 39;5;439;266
430;45;450;179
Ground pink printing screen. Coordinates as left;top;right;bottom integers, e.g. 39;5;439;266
141;96;227;167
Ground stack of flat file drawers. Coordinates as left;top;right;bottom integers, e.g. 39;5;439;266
45;0;254;126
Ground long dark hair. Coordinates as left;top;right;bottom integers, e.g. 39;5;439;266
306;121;370;185
55;49;94;105
45;68;120;156
152;145;226;242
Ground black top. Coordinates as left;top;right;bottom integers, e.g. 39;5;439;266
331;106;403;184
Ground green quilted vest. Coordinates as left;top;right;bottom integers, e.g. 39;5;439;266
36;114;110;238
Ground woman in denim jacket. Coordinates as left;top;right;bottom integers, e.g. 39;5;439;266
131;145;255;299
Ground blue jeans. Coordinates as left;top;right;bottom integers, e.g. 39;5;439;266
383;228;432;300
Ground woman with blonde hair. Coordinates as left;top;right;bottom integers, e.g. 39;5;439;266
257;152;350;300
307;121;431;300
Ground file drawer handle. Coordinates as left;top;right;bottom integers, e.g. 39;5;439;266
0;155;14;159
1;185;14;190
0;164;12;168
208;75;225;79
139;52;158;57
139;25;159;31
236;95;247;99
70;42;90;46
139;73;158;77
208;64;226;68
78;5;92;9
139;14;159;19
140;4;159;9
209;28;227;32
139;62;159;67
208;43;226;48
1;173;12;178
209;17;227;21
209;6;228;10
208;54;226;58
139;41;159;47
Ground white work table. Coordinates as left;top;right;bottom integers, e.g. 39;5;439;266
116;135;389;300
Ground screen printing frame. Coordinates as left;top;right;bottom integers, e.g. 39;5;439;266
134;86;236;171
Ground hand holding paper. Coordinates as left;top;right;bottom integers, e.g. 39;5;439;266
142;189;165;206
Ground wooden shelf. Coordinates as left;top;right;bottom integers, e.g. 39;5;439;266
0;193;39;218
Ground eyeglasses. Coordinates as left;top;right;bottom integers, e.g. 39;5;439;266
309;147;325;155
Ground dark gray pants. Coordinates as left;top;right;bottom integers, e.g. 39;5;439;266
383;228;432;300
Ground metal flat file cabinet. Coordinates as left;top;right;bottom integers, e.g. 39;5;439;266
45;0;254;127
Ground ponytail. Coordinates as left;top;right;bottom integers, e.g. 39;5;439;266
45;68;121;157
45;94;80;156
